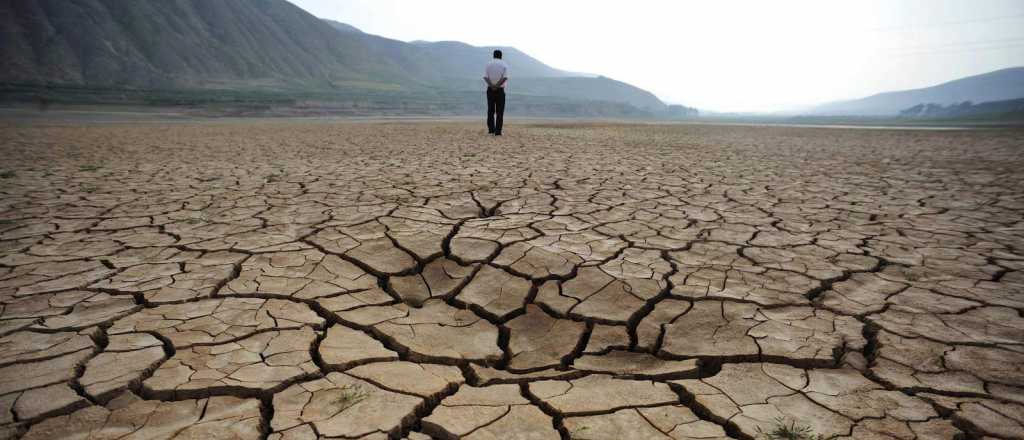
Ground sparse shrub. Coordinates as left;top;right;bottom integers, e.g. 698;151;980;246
900;266;921;281
0;170;15;178
184;212;209;225
332;384;370;412
756;417;838;440
80;183;98;193
569;425;591;438
79;165;101;172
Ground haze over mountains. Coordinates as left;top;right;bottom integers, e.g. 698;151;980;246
810;67;1024;116
0;0;674;116
2;0;1020;119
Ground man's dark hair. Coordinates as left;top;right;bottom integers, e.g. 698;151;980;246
493;50;503;59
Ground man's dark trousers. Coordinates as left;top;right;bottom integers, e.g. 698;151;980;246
487;88;505;134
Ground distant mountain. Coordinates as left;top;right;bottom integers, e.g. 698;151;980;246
394;40;664;108
500;77;666;110
409;40;597;78
899;98;1024;120
408;40;576;79
666;104;699;118
0;0;671;115
811;67;1024;116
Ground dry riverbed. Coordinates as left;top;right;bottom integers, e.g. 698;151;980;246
0;120;1022;439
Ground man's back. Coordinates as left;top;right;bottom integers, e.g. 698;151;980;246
485;59;508;89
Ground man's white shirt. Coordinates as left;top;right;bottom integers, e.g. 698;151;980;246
485;59;508;90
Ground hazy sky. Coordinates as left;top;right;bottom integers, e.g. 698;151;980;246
290;0;1024;112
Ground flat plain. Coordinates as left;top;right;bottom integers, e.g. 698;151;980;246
0;120;1022;440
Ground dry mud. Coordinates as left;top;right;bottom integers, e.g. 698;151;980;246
0;120;1022;439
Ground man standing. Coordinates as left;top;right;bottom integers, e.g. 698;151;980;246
484;50;508;136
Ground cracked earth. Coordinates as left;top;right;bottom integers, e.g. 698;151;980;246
0;120;1022;439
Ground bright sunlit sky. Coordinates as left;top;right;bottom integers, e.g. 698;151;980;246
290;0;1024;113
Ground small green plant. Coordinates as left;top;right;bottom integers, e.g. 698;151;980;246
900;267;921;282
183;212;209;225
332;384;370;412
80;183;98;193
569;425;591;438
756;417;838;440
79;165;101;172
0;170;15;179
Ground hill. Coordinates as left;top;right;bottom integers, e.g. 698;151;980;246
0;0;416;89
810;67;1024;116
0;0;672;116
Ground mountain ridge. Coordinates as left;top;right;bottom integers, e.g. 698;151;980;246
810;67;1024;116
323;19;362;34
